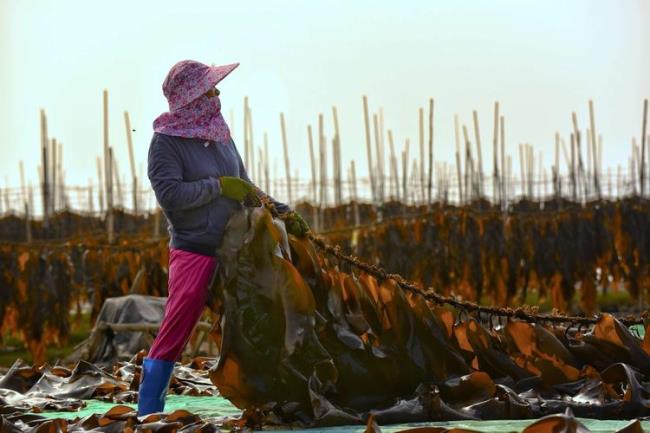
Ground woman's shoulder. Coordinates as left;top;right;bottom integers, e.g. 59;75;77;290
151;132;208;148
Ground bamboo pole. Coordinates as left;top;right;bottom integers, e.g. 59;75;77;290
518;144;526;198
570;134;577;200
402;139;410;204
492;102;500;203
280;113;292;203
454;115;463;204
589;100;600;197
427;99;434;207
373;113;384;203
19;161;27;212
462;124;475;201
88;178;94;214
641;99;648;196
58;142;66;209
419;107;425;201
307;125;319;230
350;160;359;226
332;106;342;206
362;96;375;203
96;157;105;214
388;130;398;200
51;138;57;213
318;113;327;210
124;111;138;213
111;149;124;208
103;90;114;243
264;132;270;193
571;112;588;202
500;116;506;207
40;109;49;228
472;109;483;198
3;177;10;214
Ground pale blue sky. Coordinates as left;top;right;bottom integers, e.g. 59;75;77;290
1;0;648;197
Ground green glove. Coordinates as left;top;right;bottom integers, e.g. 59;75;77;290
219;176;255;201
284;211;310;237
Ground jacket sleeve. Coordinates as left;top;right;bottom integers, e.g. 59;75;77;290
148;135;221;211
232;139;292;214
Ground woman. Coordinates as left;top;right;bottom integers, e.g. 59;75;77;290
138;59;308;416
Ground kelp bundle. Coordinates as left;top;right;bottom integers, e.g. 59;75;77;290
209;207;650;427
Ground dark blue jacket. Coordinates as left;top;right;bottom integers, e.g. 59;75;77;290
147;132;290;256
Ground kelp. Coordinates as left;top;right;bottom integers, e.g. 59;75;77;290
0;353;218;416
208;207;650;428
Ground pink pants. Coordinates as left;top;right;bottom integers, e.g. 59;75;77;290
148;248;218;362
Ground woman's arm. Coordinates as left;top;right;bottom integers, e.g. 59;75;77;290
148;136;221;211
232;140;292;214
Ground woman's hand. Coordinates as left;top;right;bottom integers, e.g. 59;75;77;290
219;176;255;201
284;211;310;238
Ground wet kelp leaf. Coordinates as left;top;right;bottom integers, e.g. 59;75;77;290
0;356;217;417
503;321;580;386
210;208;330;412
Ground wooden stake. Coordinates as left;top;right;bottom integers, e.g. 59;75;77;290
373;113;384;202
492;102;500;203
51;138;57;212
472;109;483;197
589;100;600;197
40;109;49;227
428;99;434;207
500;116;506;207
419;107;425;200
280;113;292;203
332;106;342;206
362;96;375;202
454;115;463;204
350;160;360;226
103;89;114;243
124;111;138;213
19;161;27;211
307;125;318;229
388;130;398;200
264;132;270;193
402;139;410;204
96;157;105;213
88;178;94;214
519;144;526;198
641;99;648;196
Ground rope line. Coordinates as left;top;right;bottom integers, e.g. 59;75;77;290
306;232;649;327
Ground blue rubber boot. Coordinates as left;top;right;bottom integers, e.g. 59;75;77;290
137;358;175;416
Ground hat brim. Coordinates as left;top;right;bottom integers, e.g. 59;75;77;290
206;62;240;89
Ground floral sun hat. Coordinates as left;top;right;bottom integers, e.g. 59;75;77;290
162;60;239;112
153;59;239;143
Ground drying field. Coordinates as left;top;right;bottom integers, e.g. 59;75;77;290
0;197;650;431
2;204;650;433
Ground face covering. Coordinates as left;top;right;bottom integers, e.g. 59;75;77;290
153;93;231;143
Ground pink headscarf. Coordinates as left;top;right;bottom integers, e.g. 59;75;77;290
153;60;239;143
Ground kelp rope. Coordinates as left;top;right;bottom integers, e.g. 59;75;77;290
306;231;649;328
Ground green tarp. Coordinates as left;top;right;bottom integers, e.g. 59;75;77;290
36;395;650;433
